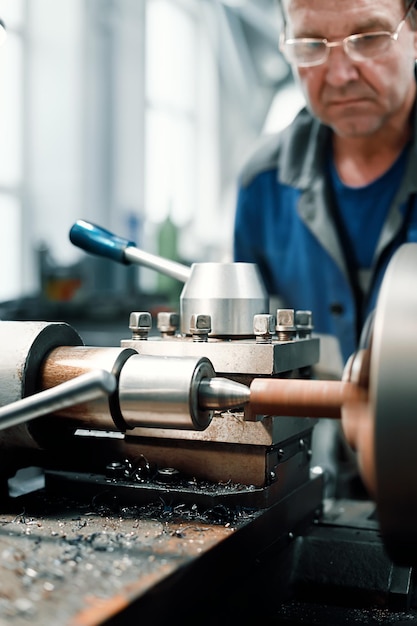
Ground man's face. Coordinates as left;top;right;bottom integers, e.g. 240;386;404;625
282;0;417;138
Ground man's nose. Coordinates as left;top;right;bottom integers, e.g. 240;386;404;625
325;45;359;86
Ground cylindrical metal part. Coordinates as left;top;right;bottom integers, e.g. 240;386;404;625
249;378;368;418
370;243;417;563
180;262;268;337
0;321;83;451
39;345;137;430
198;377;250;410
0;321;83;406
119;354;215;430
0;370;116;431
125;246;191;283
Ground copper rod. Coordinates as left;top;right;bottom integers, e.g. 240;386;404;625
249;378;368;418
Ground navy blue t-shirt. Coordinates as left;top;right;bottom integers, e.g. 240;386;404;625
328;146;409;270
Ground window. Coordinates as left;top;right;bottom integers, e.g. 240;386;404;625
0;0;24;300
144;0;219;267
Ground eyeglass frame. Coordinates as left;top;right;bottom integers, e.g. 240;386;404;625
279;0;417;67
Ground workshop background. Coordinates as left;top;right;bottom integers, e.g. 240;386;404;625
0;0;305;335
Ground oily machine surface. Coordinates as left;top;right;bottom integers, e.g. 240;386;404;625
0;221;416;625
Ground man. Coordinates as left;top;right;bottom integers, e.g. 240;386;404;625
234;0;417;379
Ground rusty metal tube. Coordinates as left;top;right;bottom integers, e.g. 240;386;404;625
249;378;368;418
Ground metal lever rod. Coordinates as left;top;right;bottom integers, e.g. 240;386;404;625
70;219;191;283
0;370;117;431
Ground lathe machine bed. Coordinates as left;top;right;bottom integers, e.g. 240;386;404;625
1;222;417;625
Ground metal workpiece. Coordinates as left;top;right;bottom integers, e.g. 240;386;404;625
248;377;368;419
39;345;137;431
0;370;116;431
118;354;216;430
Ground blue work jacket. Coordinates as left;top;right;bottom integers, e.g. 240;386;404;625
234;106;417;367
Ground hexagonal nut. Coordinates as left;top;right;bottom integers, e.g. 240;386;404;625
157;311;180;333
253;314;275;336
189;313;211;334
129;311;152;332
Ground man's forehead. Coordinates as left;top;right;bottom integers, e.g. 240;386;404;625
282;0;403;16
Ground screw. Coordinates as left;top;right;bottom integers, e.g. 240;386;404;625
276;309;296;341
189;314;211;342
295;310;313;338
156;467;180;484
253;314;275;343
157;311;180;336
105;460;131;479
129;311;152;340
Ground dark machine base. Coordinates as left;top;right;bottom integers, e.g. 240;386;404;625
1;472;416;625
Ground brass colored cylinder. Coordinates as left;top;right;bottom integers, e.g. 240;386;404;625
249;378;368;418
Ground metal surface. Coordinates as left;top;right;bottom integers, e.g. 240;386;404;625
0;321;83;406
0;475;323;626
370;243;417;563
39;346;137;431
121;335;320;376
124;243;191;282
118;354;216;430
37;346;248;432
198;376;250;409
0;321;84;456
0;371;116;431
179;261;268;337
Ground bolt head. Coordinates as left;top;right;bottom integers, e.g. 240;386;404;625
157;311;179;332
129;311;152;331
253;314;275;335
276;308;296;331
189;313;211;333
295;309;313;330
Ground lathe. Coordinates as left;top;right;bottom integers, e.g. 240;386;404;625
0;221;416;625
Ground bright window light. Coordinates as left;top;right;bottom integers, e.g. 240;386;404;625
0;33;22;186
0;193;21;300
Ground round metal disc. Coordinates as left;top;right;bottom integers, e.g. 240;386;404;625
370;243;417;563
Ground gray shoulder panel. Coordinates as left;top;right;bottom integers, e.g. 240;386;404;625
238;107;321;188
238;133;282;188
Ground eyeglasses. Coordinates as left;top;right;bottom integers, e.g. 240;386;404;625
280;1;416;67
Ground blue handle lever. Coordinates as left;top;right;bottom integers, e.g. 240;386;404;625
69;219;135;265
70;219;191;282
